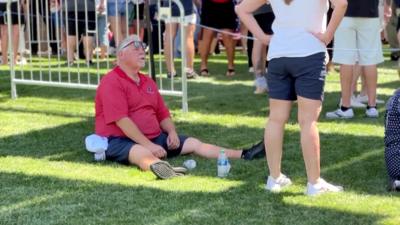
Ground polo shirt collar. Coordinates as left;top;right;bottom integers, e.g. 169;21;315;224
114;66;145;86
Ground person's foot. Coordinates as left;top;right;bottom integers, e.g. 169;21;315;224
150;161;187;179
355;94;385;105
226;68;235;77
186;68;198;79
306;178;343;196
254;76;268;94
167;72;177;79
326;108;354;119
387;179;400;192
365;106;379;118
340;95;366;108
242;140;265;160
265;174;292;192
200;68;209;76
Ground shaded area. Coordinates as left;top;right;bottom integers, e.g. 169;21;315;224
0;172;384;225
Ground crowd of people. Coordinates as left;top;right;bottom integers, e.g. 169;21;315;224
0;0;399;192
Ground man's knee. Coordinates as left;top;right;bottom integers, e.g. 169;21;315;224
182;137;202;153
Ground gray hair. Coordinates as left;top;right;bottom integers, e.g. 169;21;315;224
116;35;142;54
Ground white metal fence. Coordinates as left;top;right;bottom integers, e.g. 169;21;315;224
6;0;189;112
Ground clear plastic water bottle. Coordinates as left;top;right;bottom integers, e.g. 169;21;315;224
217;149;230;178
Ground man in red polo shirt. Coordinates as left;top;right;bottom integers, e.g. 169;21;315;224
95;35;265;179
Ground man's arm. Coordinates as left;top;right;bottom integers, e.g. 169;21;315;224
235;0;270;45
160;118;180;150
314;0;347;45
116;117;167;158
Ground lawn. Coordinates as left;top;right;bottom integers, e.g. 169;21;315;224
0;52;399;225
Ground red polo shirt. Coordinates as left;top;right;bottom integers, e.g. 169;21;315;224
95;66;171;139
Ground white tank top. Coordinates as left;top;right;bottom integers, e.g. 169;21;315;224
268;0;329;60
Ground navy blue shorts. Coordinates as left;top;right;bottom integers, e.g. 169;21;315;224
106;132;188;165
267;52;326;101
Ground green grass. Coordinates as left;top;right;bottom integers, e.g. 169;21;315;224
0;52;399;225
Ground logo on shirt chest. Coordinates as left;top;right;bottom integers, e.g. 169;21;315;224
146;86;154;94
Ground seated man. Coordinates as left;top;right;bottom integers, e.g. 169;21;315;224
95;35;265;179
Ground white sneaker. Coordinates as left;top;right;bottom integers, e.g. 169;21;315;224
306;178;343;196
265;174;292;192
326;108;354;119
365;107;379;118
356;94;385;104
340;96;366;108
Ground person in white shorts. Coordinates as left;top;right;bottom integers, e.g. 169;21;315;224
160;0;198;79
326;0;392;119
236;0;347;196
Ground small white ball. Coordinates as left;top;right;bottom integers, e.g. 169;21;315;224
183;159;196;170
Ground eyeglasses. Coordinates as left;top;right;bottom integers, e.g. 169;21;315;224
120;40;147;51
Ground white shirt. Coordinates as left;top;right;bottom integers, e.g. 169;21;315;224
267;0;329;60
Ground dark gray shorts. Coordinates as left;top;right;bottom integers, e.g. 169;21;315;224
267;52;326;101
106;132;188;165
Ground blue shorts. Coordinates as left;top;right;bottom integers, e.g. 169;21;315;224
267;52;326;101
107;1;133;17
106;132;188;165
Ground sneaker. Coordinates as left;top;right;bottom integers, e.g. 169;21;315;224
339;95;366;108
388;179;400;192
265;174;292;192
326;108;354;119
242;140;265;160
356;94;385;105
150;161;187;179
306;178;343;196
365;107;379;118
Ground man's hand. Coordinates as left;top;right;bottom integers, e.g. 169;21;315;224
146;143;167;158
97;2;105;13
167;131;180;150
312;32;332;46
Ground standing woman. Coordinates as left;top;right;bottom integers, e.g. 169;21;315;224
199;0;237;77
236;0;347;195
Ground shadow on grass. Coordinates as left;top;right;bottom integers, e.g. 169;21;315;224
0;171;385;225
0;118;392;196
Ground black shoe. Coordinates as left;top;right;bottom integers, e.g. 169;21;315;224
242;140;265;160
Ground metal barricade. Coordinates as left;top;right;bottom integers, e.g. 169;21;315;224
7;0;188;112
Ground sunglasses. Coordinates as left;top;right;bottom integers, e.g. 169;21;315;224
121;40;147;51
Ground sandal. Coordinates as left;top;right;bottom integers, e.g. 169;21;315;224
226;68;235;77
186;70;199;79
200;68;209;76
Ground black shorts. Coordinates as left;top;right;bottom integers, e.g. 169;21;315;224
66;11;96;36
0;2;24;25
201;0;237;30
254;12;274;35
267;52;327;101
106;132;189;165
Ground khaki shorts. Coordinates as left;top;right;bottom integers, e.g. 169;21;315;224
332;17;384;66
162;14;196;25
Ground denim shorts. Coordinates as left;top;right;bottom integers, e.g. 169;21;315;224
97;14;109;46
106;132;188;165
267;52;326;101
107;1;133;17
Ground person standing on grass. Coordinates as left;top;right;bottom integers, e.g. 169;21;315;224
94;35;266;179
0;0;21;65
325;0;392;119
236;0;347;195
